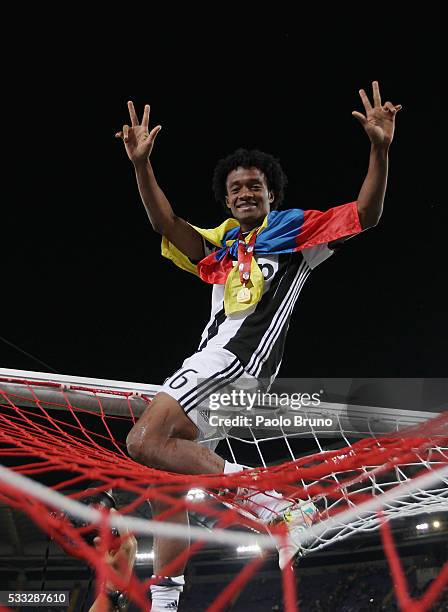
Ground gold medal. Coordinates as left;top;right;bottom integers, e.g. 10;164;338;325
237;286;251;303
235;230;256;306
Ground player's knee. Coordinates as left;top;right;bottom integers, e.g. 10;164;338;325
126;425;152;463
126;425;165;467
126;426;144;462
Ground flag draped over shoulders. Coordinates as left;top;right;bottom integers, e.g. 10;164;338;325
162;201;361;315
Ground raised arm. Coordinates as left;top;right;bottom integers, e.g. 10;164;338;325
352;81;402;229
116;102;204;260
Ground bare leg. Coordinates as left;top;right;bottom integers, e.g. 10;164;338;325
126;392;224;474
126;392;225;576
150;497;190;576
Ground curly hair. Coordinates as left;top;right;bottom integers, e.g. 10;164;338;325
212;148;288;213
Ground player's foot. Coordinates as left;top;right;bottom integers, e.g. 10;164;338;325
269;501;318;569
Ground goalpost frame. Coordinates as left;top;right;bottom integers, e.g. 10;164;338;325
0;367;447;557
0;367;440;428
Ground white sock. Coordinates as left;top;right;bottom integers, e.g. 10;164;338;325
150;575;184;611
223;461;292;523
224;460;248;474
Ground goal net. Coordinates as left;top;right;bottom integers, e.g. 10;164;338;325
0;368;447;611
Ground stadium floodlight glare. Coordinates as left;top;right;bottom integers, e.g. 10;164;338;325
136;550;155;562
416;522;429;530
236;544;262;555
433;520;440;528
186;488;206;501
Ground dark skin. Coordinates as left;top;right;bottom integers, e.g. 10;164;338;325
116;80;401;577
114;106;274;262
225;167;274;232
115;81;401;251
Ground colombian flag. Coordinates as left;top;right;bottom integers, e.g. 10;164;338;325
162;201;361;315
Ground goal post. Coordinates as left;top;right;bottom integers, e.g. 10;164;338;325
1;367;447;612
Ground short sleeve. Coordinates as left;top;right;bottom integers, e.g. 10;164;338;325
301;243;334;269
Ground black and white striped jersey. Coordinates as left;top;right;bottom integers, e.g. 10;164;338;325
198;243;334;382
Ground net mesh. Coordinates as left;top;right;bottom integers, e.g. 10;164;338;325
0;370;447;611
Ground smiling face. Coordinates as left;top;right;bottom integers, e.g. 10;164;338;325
225;167;274;231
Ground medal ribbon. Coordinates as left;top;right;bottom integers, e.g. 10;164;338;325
237;230;257;287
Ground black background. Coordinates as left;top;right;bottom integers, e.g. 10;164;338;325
2;18;445;386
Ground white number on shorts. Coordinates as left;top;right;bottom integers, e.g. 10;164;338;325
168;369;198;389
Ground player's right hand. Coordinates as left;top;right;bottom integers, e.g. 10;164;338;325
115;101;162;164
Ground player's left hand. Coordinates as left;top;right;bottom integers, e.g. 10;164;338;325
352;81;402;148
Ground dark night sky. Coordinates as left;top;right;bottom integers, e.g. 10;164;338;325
1;23;445;386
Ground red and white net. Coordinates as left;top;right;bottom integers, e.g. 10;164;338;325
0;369;447;611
